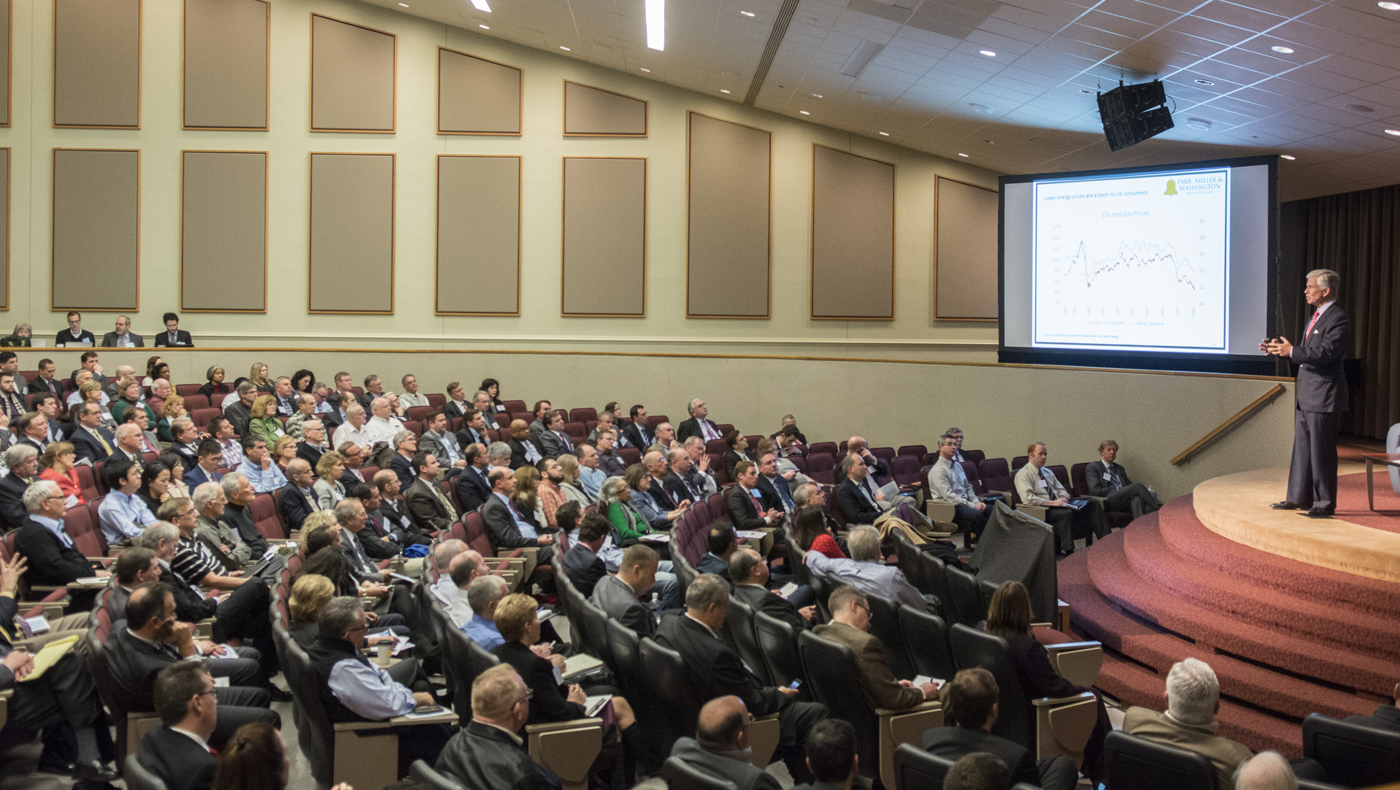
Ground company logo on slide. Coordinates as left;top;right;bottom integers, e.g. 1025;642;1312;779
1164;180;1178;195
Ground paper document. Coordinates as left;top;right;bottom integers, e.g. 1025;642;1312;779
776;583;799;600
912;675;944;690
639;534;670;543
563;653;605;682
18;635;79;682
585;695;613;717
75;577;106;586
389;572;417;584
736;530;766;540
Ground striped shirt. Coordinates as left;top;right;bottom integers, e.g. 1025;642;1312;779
172;535;221;586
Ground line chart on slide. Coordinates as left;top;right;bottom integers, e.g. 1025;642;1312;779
1033;168;1231;352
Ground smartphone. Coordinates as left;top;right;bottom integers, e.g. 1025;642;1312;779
788;680;802;690
413;705;444;715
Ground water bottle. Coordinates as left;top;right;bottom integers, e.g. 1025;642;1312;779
648;592;660;623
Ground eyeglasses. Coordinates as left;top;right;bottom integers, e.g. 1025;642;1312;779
854;602;872;619
513;689;535;705
197;688;218;699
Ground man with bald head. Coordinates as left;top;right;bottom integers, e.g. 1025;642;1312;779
429;538;468;607
671;696;782;790
1234;752;1296;790
445;549;486;627
435;664;562;790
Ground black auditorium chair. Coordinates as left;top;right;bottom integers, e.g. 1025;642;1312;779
751;611;809;698
943;564;985;628
122;755;169;790
1103;730;1214;790
662;756;739;790
899;605;957;683
865;592;915;681
410;759;468;790
724;596;773;686
892;743;954;790
1302;713;1400;788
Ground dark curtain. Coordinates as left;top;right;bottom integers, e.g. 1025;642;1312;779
1279;185;1400;440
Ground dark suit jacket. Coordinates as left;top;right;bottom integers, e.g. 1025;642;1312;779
296;441;326;467
621;422;652;451
13;517;98;585
722;451;749;484
480;493;540;549
0;474;30;531
153;330;195;348
1346;704;1400;734
1293;303;1350;413
138;725;217;790
665;470;702;508
443;400;468;423
590;574;654;638
539;431;574;460
455;466;493;514
671;737;783;790
1084;460;1135;497
561;543;607;598
494;641;587;725
754;475;790;511
27;375;63;399
389;453;417;488
158;566;218;623
436;720;561;790
656;613;788;717
810;622;924;710
648;476;679;509
70;425;115;463
456;426;487;450
404;478;453;533
101;331;145;347
733;583;808;634
835;479;882;525
104;628;186;712
725;485;770;532
508;439;534;470
278;484;319;533
185;465;221;490
356;520;400;561
921;726;1040;787
676;418;720;444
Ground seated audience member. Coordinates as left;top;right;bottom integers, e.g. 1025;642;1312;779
1235;752;1298;790
482;466;556;563
987;581;1107;785
561;506;609;597
527;400;552;446
791;500;845;559
224;383;257;438
922;668;1076;790
28;358;63;398
943;428;970;464
193;481;249;570
313;451;347;511
398;374;429;409
628;459;685;531
596;476;650;543
796;719;858;790
271;435;298;472
556;453;595;506
155;312;194;347
404;451;459;534
698;523;739;581
657;573;830;782
671;695;783;790
296;417;328;464
928;433;991;544
435;664;563;790
199;366;230;401
1086;440;1161;519
374;470;431;546
508;419;543;469
0;553;117;786
14;479;111;586
538;411;575;459
427;539;468;607
235;435;286;494
1015;442;1109;556
69;403;115;464
588;411;617;445
1346;681;1400;732
285;395;318;439
0;374;25;424
721;430;753;483
806;526;929;611
331;404;373;452
536;458;568;528
595;429;627;478
279;459;321;532
678;398;723;443
269;376;296;418
444;550;486;628
214;474;270;563
442;381;469;422
307;596;450;775
138;662;219;790
653;421;680;453
160;451;194;501
248;364;274;396
944;752;1011;790
108;547;160;620
682;438;719;497
421;410;468;475
337;441;369;490
209;416;245;469
731;547;814;632
388;430;419;488
592;543;667;638
474;390;501;430
456;407;490;448
183;436;221;488
99;457;159;546
464;575;511;649
105;583;278;748
774;424;807;459
210;722;290;790
111;422;152;468
727;461;783;530
245;395;282;446
755;452;798;514
57;312;96;347
814;585;935;709
289;572;406;651
455;442;494;512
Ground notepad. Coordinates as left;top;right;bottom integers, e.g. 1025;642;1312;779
776;583;800;600
563;653;605;682
75;577;107;586
585;694;612;717
639;534;670;543
18;635;79;682
736;530;766;540
912;675;944;690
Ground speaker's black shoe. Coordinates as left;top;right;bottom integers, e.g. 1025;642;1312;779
1270;501;1303;510
1303;507;1335;519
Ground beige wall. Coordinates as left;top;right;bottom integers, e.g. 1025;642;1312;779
27;347;1296;502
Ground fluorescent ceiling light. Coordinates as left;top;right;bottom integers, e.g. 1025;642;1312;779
1381;2;1400;9
1280;154;1296;160
979;50;996;57
957;152;968;157
740;10;756;17
471;0;491;11
479;24;489;29
1386;129;1400;136
839;41;883;78
720;89;730;94
646;0;665;51
640;67;650;72
878;131;889;136
1271;45;1294;54
799;110;810;115
560;46;571;50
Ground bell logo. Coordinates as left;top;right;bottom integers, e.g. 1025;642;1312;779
1164;180;1178;195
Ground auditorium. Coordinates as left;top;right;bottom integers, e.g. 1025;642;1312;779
0;1;1398;789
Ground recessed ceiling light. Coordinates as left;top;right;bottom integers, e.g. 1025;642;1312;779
720;89;730;94
1386;129;1400;135
1347;103;1376;112
812;94;823;98
957;152;969;157
1195;78;1215;86
398;3;408;6
478;24;489;29
640;67;650;72
878;131;889;136
979;50;996;57
1381;1;1400;9
740;10;756;16
969;103;994;115
470;0;491;11
645;0;665;51
799;110;810;115
1280;154;1296;160
1271;45;1294;54
560;46;571;51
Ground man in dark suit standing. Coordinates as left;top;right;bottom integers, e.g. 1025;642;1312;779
1263;268;1351;518
677;398;723;444
138;662;219;790
153;313;195;347
1084;440;1160;519
921;668;1077;790
657;573;830;783
560;511;609;597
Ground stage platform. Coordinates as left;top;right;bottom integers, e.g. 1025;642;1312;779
1058;465;1400;757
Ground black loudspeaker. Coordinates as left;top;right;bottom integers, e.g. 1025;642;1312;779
1097;80;1173;152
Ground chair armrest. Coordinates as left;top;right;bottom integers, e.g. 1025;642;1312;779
746;713;782;768
876;701;943;790
26;601;70;619
526;718;603;788
1044;640;1101;651
194;618;217;639
1032;693;1098;765
1031;692;1096;707
1045;643;1103;688
0;689;10;730
1015;504;1048;521
83;557;114;565
925;502;956;525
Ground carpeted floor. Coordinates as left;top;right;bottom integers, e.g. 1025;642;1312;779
1059;481;1400;758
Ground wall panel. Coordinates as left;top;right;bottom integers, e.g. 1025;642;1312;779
687;112;770;318
0;149;7;308
935;176;998;321
438;48;520;135
437;155;520;315
310;14;395;133
182;151;266;312
562;157;646;316
811;145;895;320
309;153;394;313
53;0;141;128
563;81;646;136
0;0;10;127
183;0;268;130
52;149;140;310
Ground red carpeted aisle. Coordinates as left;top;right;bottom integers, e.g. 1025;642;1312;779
1058;484;1400;758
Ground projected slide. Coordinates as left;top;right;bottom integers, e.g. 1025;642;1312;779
1032;168;1231;353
